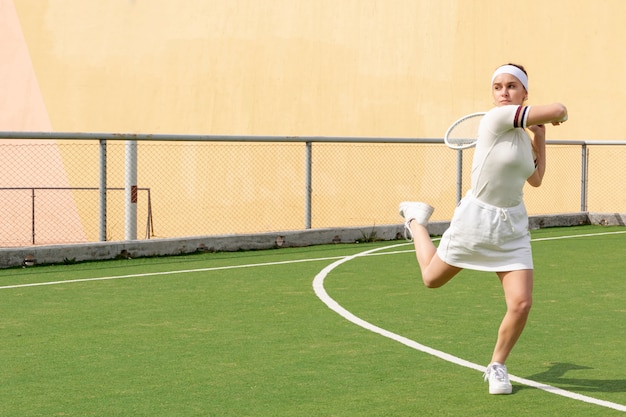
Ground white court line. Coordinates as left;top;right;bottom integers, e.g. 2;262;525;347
532;229;626;241
312;232;626;413
0;256;347;290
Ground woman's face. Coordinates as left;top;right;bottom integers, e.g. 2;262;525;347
492;73;528;106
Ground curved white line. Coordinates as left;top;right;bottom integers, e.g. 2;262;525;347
312;242;626;412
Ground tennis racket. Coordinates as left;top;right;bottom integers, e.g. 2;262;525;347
444;112;486;150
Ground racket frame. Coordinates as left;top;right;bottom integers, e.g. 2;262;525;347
444;112;486;150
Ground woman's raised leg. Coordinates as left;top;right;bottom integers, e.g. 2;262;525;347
409;220;462;288
399;201;462;288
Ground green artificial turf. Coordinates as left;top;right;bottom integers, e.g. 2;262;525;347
0;225;624;416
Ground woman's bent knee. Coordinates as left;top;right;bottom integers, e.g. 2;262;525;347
422;275;445;288
421;261;462;288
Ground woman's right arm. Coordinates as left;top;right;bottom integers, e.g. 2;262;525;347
527;103;568;127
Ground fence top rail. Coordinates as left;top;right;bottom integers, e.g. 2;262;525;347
0;131;442;144
1;131;625;146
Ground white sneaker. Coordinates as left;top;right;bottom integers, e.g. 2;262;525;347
398;202;434;239
484;362;512;395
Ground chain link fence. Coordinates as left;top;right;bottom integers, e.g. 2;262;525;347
1;134;624;247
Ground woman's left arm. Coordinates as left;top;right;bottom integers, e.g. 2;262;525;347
527;124;546;187
526;103;568;127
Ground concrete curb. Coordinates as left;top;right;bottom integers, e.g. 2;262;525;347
1;212;622;269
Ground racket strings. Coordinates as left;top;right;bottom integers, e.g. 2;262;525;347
448;120;481;145
444;113;485;149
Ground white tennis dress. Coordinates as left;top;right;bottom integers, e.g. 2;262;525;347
437;105;536;272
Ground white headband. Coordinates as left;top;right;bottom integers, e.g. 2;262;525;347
491;65;528;92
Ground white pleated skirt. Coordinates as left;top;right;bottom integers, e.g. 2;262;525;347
437;190;533;272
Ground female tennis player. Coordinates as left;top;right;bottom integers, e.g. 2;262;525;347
399;63;568;395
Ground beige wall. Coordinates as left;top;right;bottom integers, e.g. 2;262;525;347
2;0;625;240
8;0;625;139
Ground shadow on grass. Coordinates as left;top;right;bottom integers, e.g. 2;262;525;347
515;362;626;393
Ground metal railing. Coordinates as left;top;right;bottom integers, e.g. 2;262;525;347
1;131;625;246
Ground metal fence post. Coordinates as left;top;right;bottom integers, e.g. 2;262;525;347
456;149;463;204
305;141;312;229
99;139;107;241
31;188;36;245
581;143;588;212
125;140;138;240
